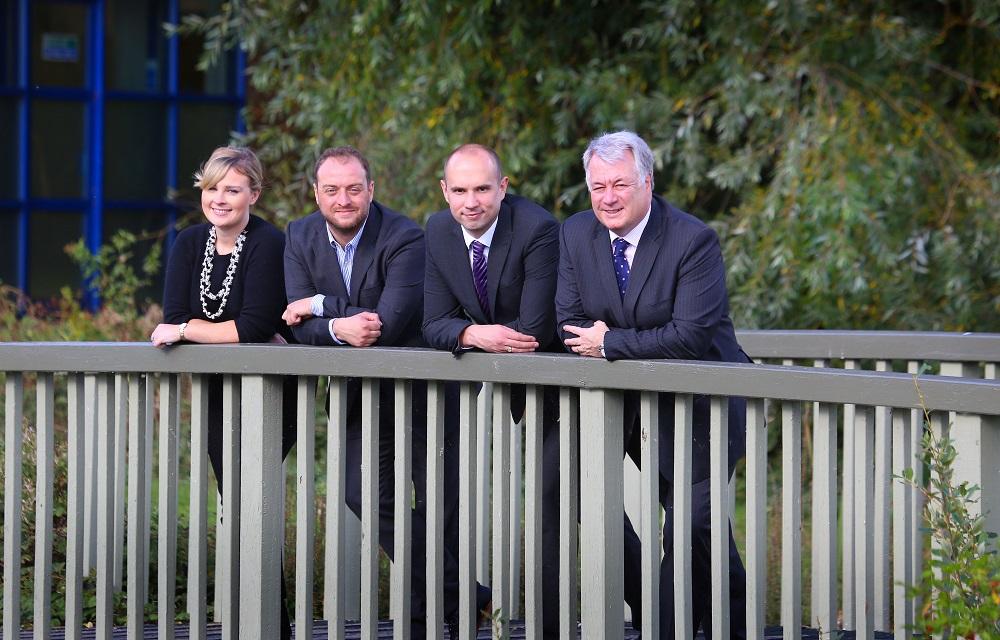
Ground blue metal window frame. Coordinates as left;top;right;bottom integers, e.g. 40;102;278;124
3;0;246;305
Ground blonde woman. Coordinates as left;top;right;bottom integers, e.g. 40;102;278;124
151;146;294;638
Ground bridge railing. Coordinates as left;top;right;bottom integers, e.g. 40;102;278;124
1;339;999;640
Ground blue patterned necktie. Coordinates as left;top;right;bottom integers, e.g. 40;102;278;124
613;237;630;298
471;240;491;319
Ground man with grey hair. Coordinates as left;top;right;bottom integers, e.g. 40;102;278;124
557;130;750;638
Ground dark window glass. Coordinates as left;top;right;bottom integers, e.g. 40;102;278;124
105;102;166;200
0;209;18;286
1;1;17;86
30;100;86;199
178;0;233;95
0;98;17;198
31;2;88;88
177;102;237;200
102;209;170;303
29;210;84;299
105;0;168;93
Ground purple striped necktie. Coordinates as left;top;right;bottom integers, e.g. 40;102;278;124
471;240;491;319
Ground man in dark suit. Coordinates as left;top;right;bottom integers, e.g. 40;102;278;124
423;143;560;636
281;146;431;635
557;131;749;639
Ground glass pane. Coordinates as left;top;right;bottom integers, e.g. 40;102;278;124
177;103;236;197
105;0;168;92
105;102;166;200
0;209;18;287
102;209;170;302
29;210;84;299
178;0;233;95
31;2;88;88
30;100;86;199
0;98;17;198
1;1;17;86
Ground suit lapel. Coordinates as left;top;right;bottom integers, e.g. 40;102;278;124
485;204;512;320
622;199;665;320
590;220;627;327
313;214;348;298
348;204;382;302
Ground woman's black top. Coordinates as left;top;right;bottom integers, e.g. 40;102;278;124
162;214;294;343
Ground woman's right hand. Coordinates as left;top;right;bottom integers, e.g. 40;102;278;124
151;323;181;348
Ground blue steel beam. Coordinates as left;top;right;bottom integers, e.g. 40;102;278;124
165;0;179;249
84;0;104;310
16;0;29;292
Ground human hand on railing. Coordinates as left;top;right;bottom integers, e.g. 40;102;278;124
151;323;182;348
332;311;382;347
563;320;609;358
459;324;539;353
282;297;315;326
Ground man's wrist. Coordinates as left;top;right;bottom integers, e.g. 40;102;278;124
599;342;606;359
329;318;345;345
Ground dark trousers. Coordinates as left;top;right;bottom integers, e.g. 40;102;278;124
206;374;297;640
540;394;748;640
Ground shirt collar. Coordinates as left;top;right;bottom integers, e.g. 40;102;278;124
326;215;368;251
608;205;652;247
461;215;499;251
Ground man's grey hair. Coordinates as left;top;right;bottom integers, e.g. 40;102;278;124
582;130;655;189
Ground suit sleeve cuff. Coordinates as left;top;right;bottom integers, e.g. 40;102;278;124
311;294;325;317
328;319;345;345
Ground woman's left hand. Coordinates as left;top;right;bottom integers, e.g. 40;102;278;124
151;323;181;348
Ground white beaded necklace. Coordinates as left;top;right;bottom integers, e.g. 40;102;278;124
199;225;248;320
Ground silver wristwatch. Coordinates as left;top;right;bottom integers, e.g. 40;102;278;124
178;322;188;341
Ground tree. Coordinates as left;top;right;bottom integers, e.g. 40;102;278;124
180;0;1000;331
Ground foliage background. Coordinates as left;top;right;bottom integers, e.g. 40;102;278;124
177;0;1000;333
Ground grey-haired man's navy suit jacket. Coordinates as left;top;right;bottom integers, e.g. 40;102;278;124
556;194;750;482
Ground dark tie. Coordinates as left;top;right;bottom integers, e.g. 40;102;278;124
471;240;491;319
613;237;630;298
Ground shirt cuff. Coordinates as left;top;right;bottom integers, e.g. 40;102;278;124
328;318;345;345
310;294;325;317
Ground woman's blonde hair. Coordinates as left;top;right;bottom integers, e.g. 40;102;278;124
193;146;264;192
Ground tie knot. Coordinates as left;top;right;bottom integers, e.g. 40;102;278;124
613;237;629;255
471;240;486;258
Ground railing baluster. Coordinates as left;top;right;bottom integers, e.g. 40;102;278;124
579;387;624;640
127;374;149;637
189;374;210;640
142;374;154;606
457;382;479;639
873;361;892;630
906;360;923;631
492;383;512;638
97;374;116;640
426;381;445;640
34;372;54;638
558;387;579;640
84;373;97;575
524;385;545;638
711;397;731;639
781;401;802;640
324;377;347;640
892;408;913;639
673;393;694;640
238;374;284;639
3;373;23;640
477;382;494;585
810;401;838;635
509;410;523;621
854;405;875;639
841;359;857;629
65;374;85;640
639;392;659;640
221;375;241;639
360;378;380;640
297;376;317;639
393;380;412;640
745;398;767;638
158;374;180;640
113;374;127;593
214;492;224;623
